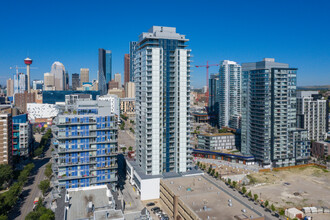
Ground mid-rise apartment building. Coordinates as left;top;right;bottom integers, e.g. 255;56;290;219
52;100;118;189
297;91;328;141
134;26;192;175
0;112;12;165
12;114;32;158
197;132;236;151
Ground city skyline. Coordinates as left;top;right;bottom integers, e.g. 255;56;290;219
0;0;329;88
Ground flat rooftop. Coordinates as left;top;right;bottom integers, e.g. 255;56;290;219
65;185;123;220
199;132;235;137
162;176;262;219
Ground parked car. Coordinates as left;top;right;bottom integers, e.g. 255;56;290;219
151;207;160;212
146;202;155;207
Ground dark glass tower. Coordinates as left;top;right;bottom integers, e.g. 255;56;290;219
98;48;112;95
72;73;80;91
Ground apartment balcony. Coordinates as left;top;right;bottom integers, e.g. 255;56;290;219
57;161;97;167
56;120;97;126
56;134;97;140
90;164;118;171
57;148;97;154
90;176;117;184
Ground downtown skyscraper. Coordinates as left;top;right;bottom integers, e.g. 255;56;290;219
134;26;192;175
241;58;309;167
218;60;242;129
98;49;112;95
51;61;66;91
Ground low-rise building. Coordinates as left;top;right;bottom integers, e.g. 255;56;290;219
160;176;264;220
311;141;330;158
197;132;236;151
27;103;59;123
120;98;135;118
62;185;124;220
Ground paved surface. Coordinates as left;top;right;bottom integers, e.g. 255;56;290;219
202;174;280;220
8;138;51;220
118;130;135;151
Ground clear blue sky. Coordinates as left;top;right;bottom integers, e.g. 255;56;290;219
0;0;329;88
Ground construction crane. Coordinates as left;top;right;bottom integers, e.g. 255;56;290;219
195;61;219;103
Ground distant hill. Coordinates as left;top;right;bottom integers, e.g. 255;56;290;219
297;85;330;91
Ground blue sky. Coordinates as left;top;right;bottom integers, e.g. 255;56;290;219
0;0;329;88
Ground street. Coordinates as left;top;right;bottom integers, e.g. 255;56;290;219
8;144;51;220
202;174;279;220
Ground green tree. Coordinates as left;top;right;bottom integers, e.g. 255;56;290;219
279;209;285;216
227;178;231;185
242;186;247;194
0;164;13;187
215;172;219;178
34;147;43;157
41;127;45;133
264;200;269;208
197;161;200;167
44;164;52;180
232;181;237;188
211;169;215;176
254;194;258;201
0;215;8;220
247;191;252;198
128;146;133;152
26;199;55;220
38;180;50;196
208;167;212;174
270;204;276;212
122;147;127;154
202;164;206;170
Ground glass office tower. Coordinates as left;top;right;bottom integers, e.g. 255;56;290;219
134;26;192;175
98;49;112;95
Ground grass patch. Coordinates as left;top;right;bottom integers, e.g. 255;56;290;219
247;175;258;185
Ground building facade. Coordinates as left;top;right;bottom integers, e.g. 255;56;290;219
44;72;55;91
208;74;219;126
98;49;112;95
197;133;236;151
80;68;89;86
120;98;135;118
218;60;241;129
14;72;28;94
52;100;118;189
296;92;328;141
135;26;192;175
12;114;32;157
124;54;130;84
129;41;137;82
14;91;36;113
311;141;330;158
71;73;80;91
0;112;12;165
124;82;135;98
241;58;309;167
114;73;121;86
32;80;44;91
51;61;66;91
6;78;14;97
